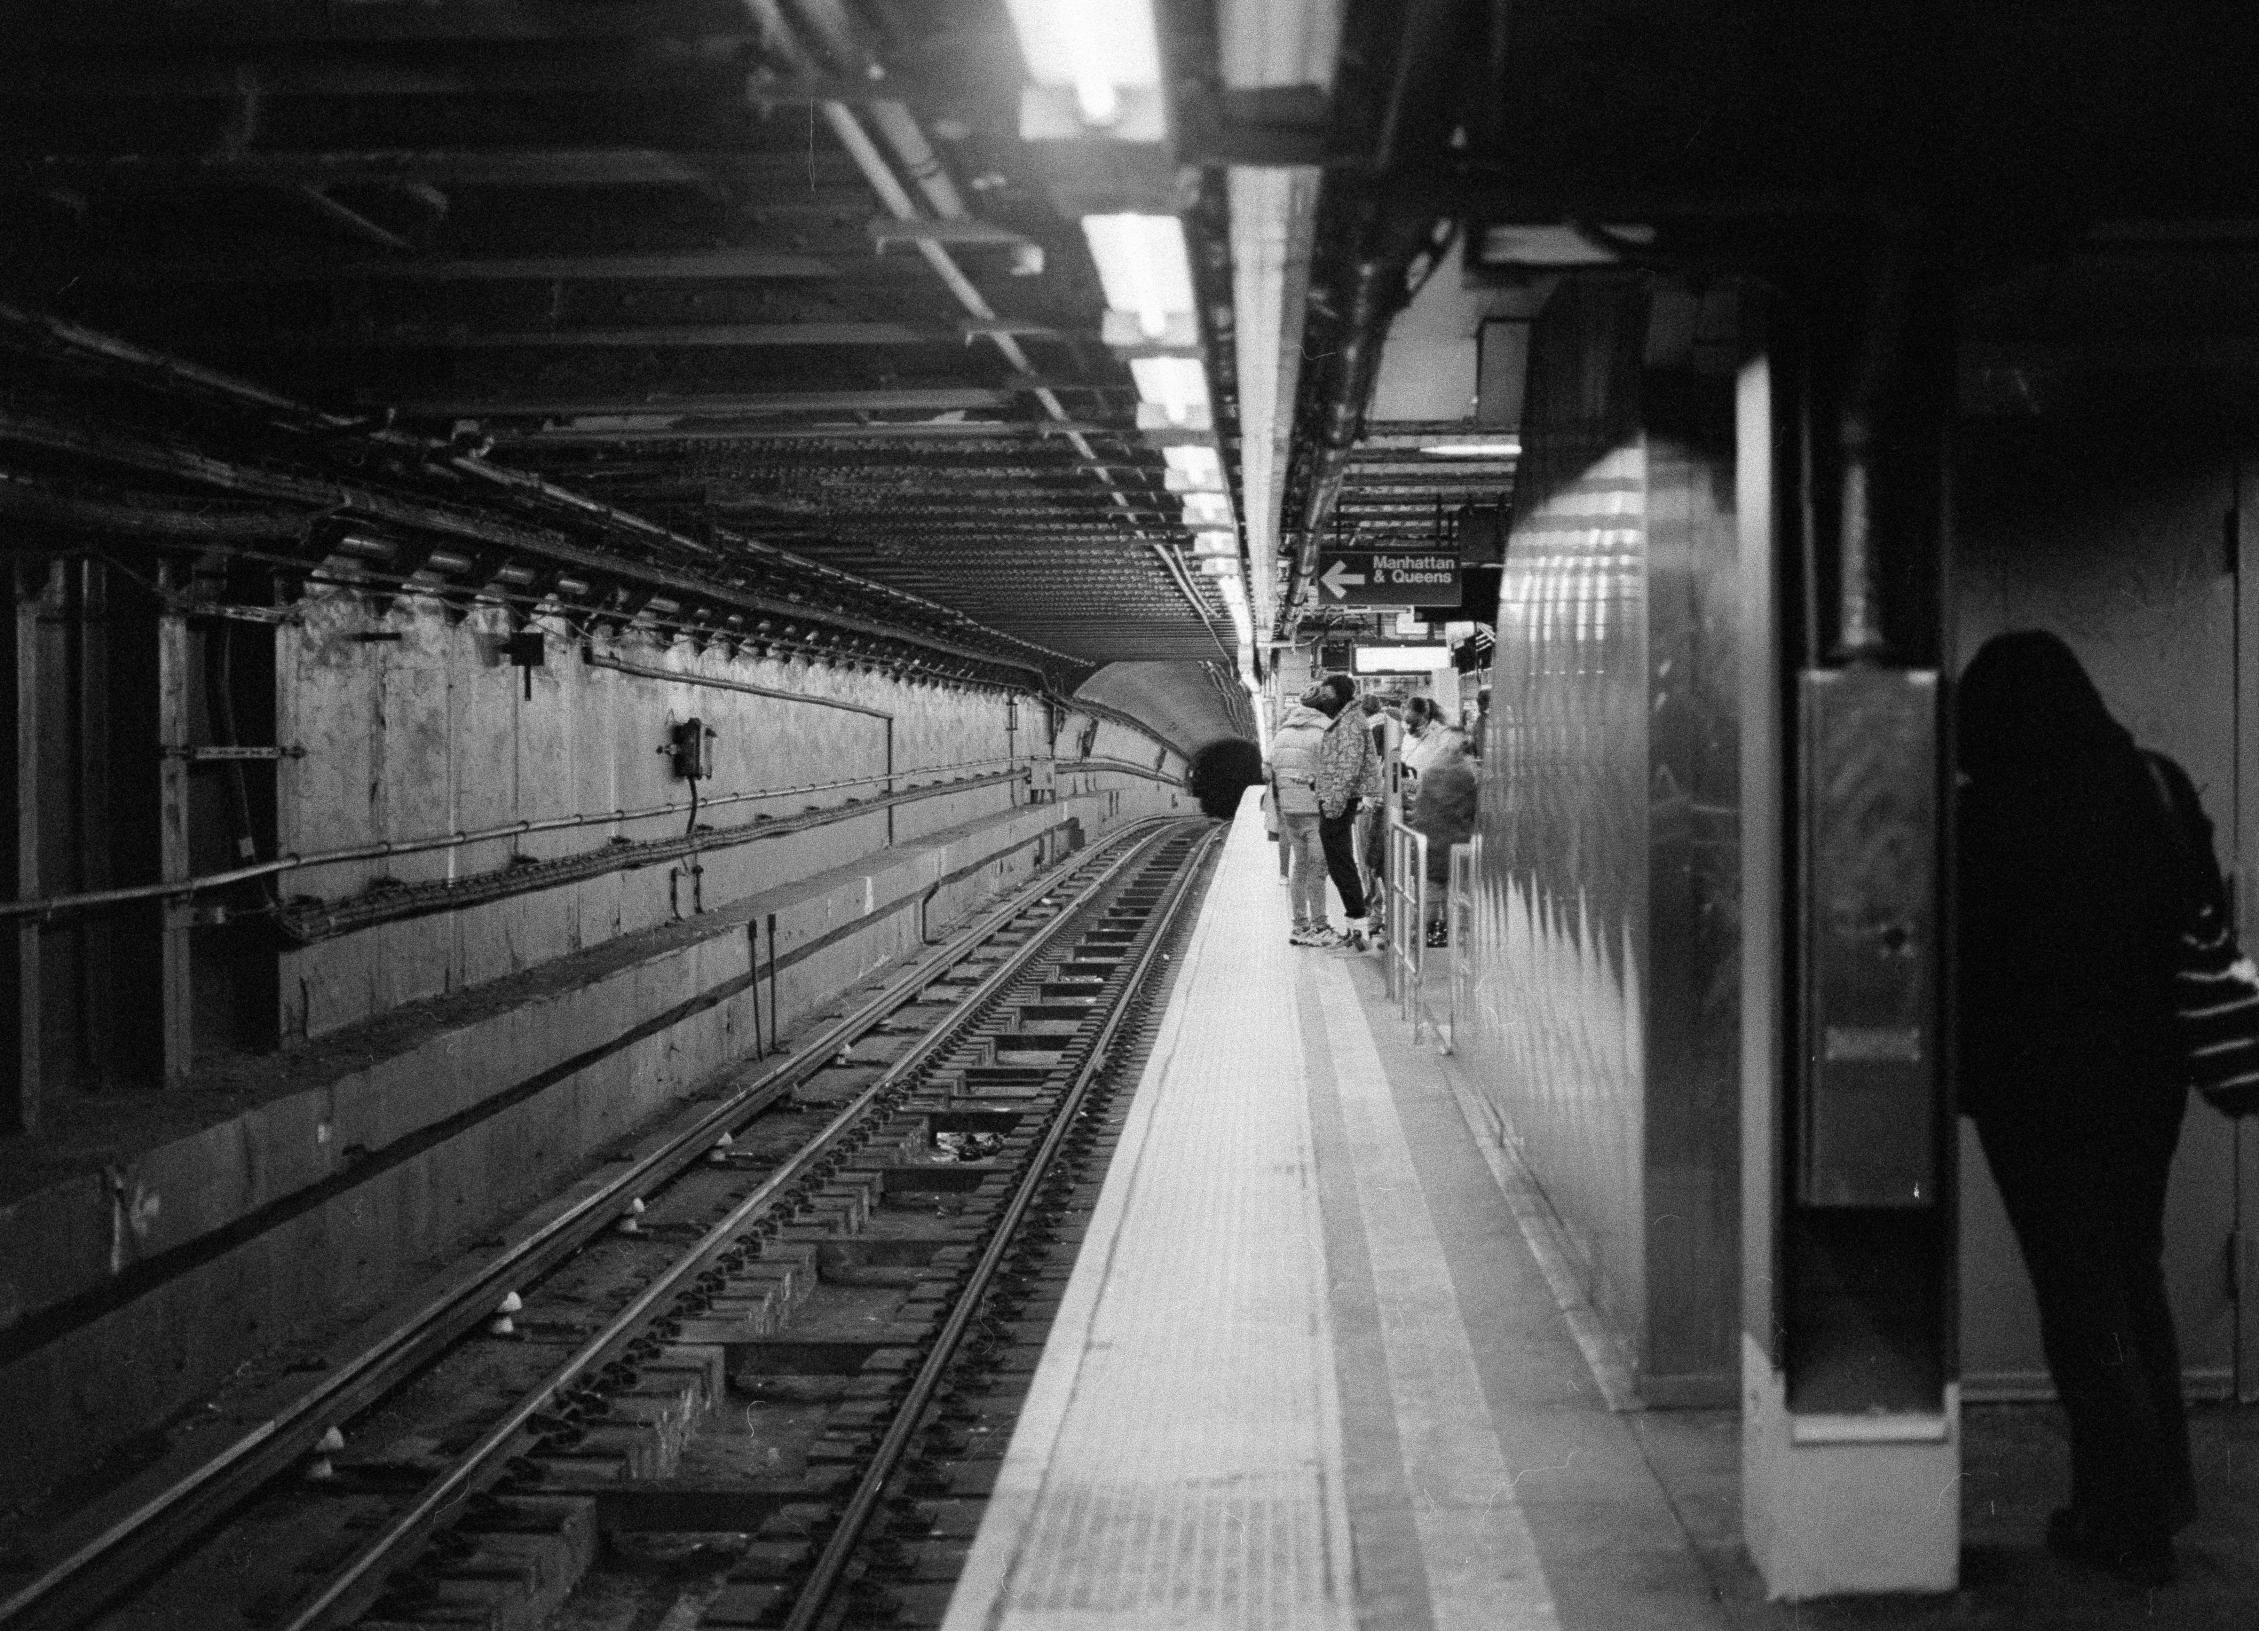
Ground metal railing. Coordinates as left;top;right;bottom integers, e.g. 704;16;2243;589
1382;813;1428;1039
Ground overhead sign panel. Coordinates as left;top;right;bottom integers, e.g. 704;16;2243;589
1315;550;1461;608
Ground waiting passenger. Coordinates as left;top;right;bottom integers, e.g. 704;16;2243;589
1399;696;1450;795
1356;694;1401;898
1313;674;1382;950
1408;729;1478;947
1957;629;2211;1587
1267;686;1339;947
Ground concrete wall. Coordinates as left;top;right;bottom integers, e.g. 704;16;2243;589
277;594;1026;1041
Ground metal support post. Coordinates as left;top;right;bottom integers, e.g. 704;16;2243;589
3;558;53;1130
157;562;194;1082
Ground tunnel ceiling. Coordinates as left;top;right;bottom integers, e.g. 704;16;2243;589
1074;661;1255;760
0;0;1244;673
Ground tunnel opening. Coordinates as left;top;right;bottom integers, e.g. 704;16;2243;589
1187;737;1264;819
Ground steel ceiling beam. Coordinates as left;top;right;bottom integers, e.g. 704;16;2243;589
53;248;838;284
0;55;914;101
402;388;1018;419
21;148;743;189
484;420;1133;445
229;323;961;350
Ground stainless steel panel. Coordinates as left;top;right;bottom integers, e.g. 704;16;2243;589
1456;278;1744;1394
1641;387;1744;1386
1466;433;1651;1347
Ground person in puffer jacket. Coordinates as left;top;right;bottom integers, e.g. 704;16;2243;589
1266;691;1336;945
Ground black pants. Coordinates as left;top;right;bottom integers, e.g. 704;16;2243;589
1975;1101;2196;1543
1318;799;1367;919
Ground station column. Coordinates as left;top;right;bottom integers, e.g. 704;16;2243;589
1740;240;1960;1597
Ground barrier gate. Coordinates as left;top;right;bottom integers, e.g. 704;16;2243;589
1381;815;1428;1040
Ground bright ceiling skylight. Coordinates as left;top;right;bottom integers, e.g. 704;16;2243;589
1418;438;1522;457
1082;214;1195;340
1129;355;1209;420
1164;444;1224;489
1004;0;1161;127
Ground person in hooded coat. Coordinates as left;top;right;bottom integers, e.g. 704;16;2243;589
1267;685;1342;946
1958;629;2202;1585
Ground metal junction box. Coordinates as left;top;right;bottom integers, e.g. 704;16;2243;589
1797;666;1940;1207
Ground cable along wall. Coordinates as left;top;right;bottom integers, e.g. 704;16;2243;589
272;592;1032;1040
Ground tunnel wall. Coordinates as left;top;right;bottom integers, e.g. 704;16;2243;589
1459;275;1745;1405
278;591;1025;1041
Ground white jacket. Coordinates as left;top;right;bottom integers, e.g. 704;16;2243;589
1267;703;1331;815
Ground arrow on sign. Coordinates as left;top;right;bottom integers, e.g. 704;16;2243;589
1320;559;1367;600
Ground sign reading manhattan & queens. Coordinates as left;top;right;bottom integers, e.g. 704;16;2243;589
1314;551;1461;608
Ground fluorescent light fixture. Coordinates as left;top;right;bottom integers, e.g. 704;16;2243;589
1354;644;1452;673
1005;0;1161;127
1083;215;1194;339
1164;444;1224;489
1130;355;1210;421
1180;491;1234;528
1191;529;1237;557
1418;438;1522;457
1136;401;1213;433
1215;572;1253;644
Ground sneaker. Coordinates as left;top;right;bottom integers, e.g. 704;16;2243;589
1294;926;1343;948
1339;919;1369;952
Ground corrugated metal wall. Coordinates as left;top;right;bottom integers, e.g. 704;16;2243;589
1459;275;1744;1400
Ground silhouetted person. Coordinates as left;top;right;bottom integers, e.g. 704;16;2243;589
1957;630;2199;1586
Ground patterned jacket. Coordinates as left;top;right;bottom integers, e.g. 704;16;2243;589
1317;707;1383;817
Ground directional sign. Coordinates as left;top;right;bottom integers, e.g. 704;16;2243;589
1314;551;1461;608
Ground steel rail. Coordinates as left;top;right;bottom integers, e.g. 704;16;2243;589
269;822;1194;1631
0;821;1172;1631
780;821;1224;1631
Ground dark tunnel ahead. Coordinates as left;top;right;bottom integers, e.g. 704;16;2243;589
1188;738;1265;819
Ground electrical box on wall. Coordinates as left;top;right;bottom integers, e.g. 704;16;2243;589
1796;666;1940;1207
667;717;717;781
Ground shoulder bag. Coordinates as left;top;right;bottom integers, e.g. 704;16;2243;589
2143;754;2259;1116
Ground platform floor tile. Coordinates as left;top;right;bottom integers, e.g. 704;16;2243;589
943;809;1357;1631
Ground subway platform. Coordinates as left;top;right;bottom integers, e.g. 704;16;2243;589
938;790;2259;1631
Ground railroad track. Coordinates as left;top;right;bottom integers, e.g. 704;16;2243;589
0;817;1219;1631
